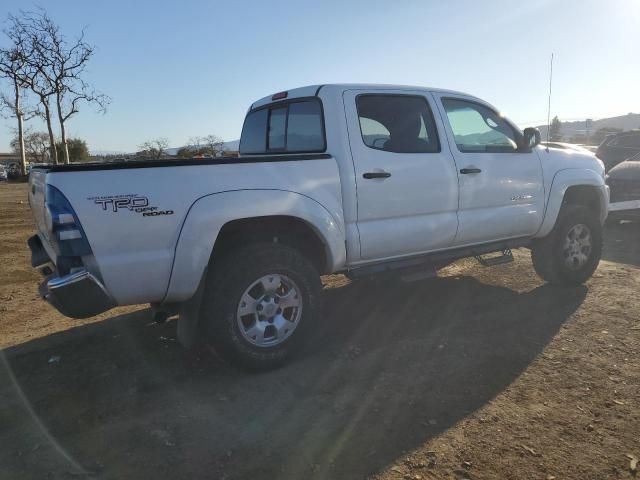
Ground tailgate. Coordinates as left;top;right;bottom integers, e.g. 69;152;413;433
28;169;52;247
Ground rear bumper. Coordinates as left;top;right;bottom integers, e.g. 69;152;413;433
28;234;115;319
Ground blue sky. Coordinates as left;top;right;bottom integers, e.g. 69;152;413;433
1;0;639;153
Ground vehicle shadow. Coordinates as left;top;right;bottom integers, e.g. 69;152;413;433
0;275;586;480
604;220;640;266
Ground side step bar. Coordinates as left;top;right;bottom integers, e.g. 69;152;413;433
348;238;529;279
475;248;513;267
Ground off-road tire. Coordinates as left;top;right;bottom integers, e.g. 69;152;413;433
531;204;603;285
201;242;321;371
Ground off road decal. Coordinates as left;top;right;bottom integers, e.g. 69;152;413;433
87;194;174;217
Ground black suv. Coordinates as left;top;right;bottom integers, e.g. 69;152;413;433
596;130;640;171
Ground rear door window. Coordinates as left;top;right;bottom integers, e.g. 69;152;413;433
356;94;440;153
240;99;325;154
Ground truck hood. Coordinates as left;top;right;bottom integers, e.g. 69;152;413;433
538;146;605;177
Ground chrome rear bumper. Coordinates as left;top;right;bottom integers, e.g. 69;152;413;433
29;234;115;319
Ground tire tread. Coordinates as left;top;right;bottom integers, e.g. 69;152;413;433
201;242;321;371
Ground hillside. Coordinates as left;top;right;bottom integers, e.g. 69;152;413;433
537;113;640;141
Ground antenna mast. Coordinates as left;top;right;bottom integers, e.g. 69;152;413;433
546;53;554;146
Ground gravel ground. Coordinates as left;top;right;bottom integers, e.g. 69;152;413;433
1;182;639;480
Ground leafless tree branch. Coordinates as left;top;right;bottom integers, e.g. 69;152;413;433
139;138;169;160
4;9;110;164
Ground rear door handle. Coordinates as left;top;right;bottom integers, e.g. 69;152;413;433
460;167;482;174
363;171;391;179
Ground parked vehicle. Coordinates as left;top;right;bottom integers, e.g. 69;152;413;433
5;162;22;180
28;84;609;369
596;130;640;171
607;153;640;222
541;142;594;154
0;165;7;181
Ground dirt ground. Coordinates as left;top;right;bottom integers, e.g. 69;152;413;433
1;181;639;480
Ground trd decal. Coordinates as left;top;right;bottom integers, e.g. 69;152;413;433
87;194;174;217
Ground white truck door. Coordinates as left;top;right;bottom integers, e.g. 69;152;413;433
343;89;459;261
432;94;545;246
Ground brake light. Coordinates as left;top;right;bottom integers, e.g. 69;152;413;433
271;91;288;101
44;184;92;257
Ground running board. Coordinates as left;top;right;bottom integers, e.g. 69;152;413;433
348;238;529;279
474;248;513;267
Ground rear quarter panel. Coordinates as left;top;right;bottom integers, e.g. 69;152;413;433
46;159;343;305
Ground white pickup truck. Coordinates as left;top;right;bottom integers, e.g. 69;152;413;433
28;84;609;369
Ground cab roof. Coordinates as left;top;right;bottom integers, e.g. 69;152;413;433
250;83;475;110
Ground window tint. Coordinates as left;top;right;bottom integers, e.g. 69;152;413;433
268;107;286;150
442;98;520;153
239;108;268;154
287;101;324;151
239;99;325;154
356;95;439;153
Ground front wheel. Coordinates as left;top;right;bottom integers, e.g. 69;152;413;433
531;204;603;285
201;243;322;371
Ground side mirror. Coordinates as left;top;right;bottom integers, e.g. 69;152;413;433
522;127;541;150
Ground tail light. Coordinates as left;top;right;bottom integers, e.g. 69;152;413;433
44;185;92;257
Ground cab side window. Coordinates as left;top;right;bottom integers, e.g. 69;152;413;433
442;98;521;153
356;95;440;153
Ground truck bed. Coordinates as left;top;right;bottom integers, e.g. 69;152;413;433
34;154;332;172
28;153;343;306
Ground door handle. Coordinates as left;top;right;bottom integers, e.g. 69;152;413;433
460;167;482;174
363;171;391;179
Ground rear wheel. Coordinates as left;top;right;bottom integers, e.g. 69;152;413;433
531;204;602;285
201;242;321;371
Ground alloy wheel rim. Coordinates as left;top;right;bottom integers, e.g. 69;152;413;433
236;274;303;347
562;223;592;270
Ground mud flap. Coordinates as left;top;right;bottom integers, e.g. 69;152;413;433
177;268;207;349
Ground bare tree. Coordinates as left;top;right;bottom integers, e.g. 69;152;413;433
188;136;202;153
11;129;50;163
139;137;169;160
203;134;224;157
4;11;58;163
17;10;109;164
0;39;35;175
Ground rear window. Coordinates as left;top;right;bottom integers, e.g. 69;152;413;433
268;107;287;150
240;98;325;154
